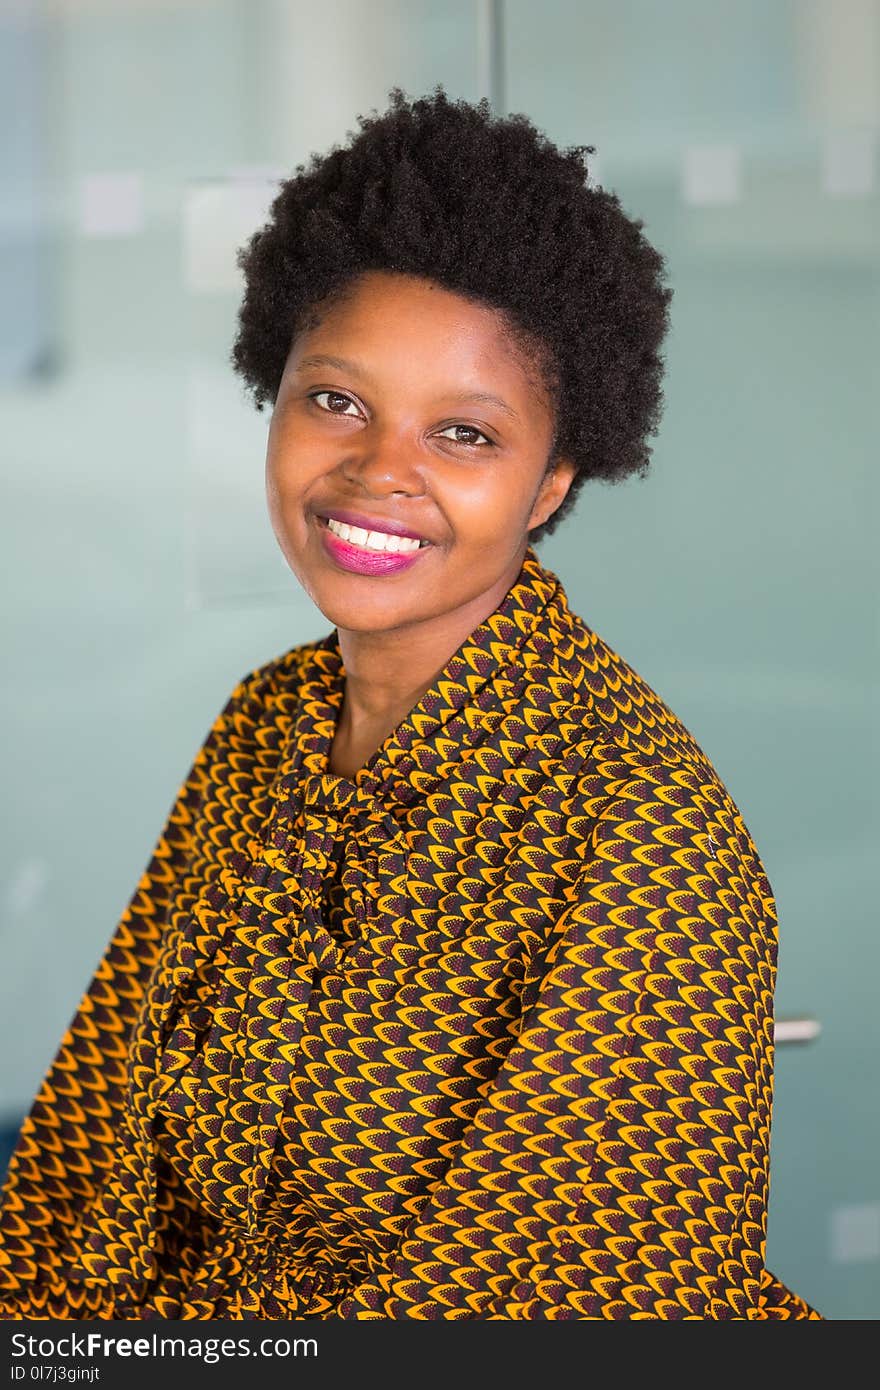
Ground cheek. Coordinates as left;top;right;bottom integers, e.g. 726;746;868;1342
264;454;285;518
265;433;312;507
264;449;311;554
266;409;315;484
265;471;283;530
442;464;540;535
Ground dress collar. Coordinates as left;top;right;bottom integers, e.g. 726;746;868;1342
273;546;568;817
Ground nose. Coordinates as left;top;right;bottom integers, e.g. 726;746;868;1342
339;422;424;497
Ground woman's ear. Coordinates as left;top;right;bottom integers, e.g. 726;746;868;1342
527;456;577;531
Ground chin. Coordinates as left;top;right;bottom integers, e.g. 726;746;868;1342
296;578;406;631
330;604;420;636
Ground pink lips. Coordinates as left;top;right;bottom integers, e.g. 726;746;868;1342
319;520;426;576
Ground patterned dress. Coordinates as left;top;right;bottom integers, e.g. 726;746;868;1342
0;549;821;1319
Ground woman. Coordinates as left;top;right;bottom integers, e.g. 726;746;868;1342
0;87;821;1320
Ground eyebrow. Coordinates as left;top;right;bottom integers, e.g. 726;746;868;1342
293;353;521;423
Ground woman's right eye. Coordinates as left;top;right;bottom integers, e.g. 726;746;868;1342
309;390;361;416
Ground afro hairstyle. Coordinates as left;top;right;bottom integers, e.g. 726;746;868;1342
231;84;673;541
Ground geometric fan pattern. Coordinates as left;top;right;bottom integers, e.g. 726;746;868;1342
0;548;821;1319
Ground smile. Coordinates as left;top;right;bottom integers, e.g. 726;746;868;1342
325;517;423;553
318;515;429;577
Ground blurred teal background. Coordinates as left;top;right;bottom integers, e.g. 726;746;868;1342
1;0;877;1319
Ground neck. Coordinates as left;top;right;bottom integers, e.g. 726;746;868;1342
331;553;526;769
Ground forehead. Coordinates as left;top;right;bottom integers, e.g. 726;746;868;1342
287;270;552;412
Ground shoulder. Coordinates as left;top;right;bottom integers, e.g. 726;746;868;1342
232;637;329;709
531;562;766;864
190;635;333;762
529;560;723;783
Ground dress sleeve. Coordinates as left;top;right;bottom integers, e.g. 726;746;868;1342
0;680;244;1305
335;760;821;1320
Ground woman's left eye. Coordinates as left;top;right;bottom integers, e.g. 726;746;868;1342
437;423;493;448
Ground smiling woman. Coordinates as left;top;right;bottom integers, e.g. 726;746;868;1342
0;85;822;1321
265;270;576;777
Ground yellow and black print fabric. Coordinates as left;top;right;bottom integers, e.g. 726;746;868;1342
0;549;821;1319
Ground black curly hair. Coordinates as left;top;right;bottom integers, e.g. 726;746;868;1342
231;84;673;541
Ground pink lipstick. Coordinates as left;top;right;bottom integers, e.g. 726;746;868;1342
318;519;427;576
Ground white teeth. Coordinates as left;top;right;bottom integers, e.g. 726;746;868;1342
326;518;421;553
